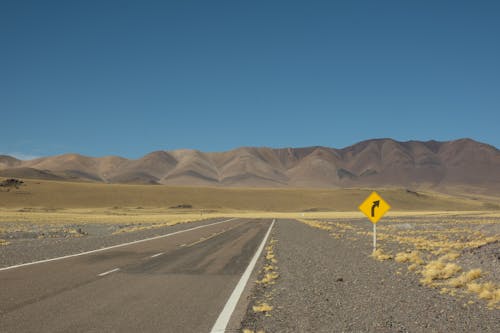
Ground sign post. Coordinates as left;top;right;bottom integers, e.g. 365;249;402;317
373;223;376;251
359;191;391;252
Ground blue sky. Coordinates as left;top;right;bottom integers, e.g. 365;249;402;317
1;1;499;159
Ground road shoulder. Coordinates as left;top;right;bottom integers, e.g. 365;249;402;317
241;219;499;333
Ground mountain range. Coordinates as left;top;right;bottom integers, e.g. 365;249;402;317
1;138;499;194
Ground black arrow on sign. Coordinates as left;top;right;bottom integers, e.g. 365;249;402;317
371;200;380;217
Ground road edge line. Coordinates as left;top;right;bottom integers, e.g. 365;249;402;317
0;218;236;272
210;218;276;333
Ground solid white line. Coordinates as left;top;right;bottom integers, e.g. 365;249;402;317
98;268;120;277
210;219;275;333
0;218;237;272
150;252;164;258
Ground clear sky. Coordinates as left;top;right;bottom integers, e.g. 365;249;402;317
1;1;499;159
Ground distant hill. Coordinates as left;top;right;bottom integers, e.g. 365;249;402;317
1;138;499;194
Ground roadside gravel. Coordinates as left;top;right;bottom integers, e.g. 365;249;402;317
0;218;229;268
241;219;499;333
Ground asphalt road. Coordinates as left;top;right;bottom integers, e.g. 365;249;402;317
0;218;273;333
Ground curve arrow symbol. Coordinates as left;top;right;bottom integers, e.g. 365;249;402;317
371;200;380;217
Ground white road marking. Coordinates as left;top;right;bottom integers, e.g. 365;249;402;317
0;218;237;272
210;219;276;333
98;268;120;277
150;252;164;258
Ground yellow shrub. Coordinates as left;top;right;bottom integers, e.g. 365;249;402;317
258;272;279;284
420;260;461;285
439;251;461;261
371;248;392;261
253;303;273;313
408;264;419;272
467;282;482;293
395;251;424;265
448;269;482;288
263;264;275;272
469;282;500;306
299;219;333;231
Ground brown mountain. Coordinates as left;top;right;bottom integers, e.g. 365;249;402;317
0;155;22;169
1;138;499;193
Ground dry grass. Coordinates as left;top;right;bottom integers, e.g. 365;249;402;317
395;251;424;265
299;213;499;310
439;251;461;261
371;248;393;261
5;208;497;249
408;264;419;272
420;260;462;286
448;269;482;288
298;219;333;231
252;302;273;313
257;239;279;285
0;208;213;225
1;179;498;310
0;179;491;211
258;272;280;285
251;237;279;325
3;208;494;227
467;282;500;308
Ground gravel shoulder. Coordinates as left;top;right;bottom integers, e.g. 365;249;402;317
0;218;231;268
241;219;499;333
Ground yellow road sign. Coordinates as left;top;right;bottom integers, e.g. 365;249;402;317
359;191;391;224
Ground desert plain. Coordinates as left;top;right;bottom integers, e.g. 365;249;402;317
0;177;498;332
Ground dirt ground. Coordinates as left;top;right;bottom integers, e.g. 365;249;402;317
241;216;499;333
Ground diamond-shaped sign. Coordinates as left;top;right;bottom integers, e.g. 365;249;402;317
359;191;391;224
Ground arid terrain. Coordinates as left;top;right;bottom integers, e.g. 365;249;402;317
3;0;498;330
0;172;498;332
241;215;499;333
0;177;498;243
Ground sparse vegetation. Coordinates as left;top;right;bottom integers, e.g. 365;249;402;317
298;214;500;310
252;302;273;313
298;219;333;231
256;239;279;285
371;248;392;261
170;204;193;209
420;260;462;286
0;179;493;211
0;178;24;191
467;282;500;308
247;237;279;331
395;250;424;265
448;269;482;288
257;271;279;285
0;179;498;311
0;178;24;186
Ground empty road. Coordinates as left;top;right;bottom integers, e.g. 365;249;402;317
0;218;274;333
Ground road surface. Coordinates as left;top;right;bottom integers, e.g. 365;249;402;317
0;218;273;333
